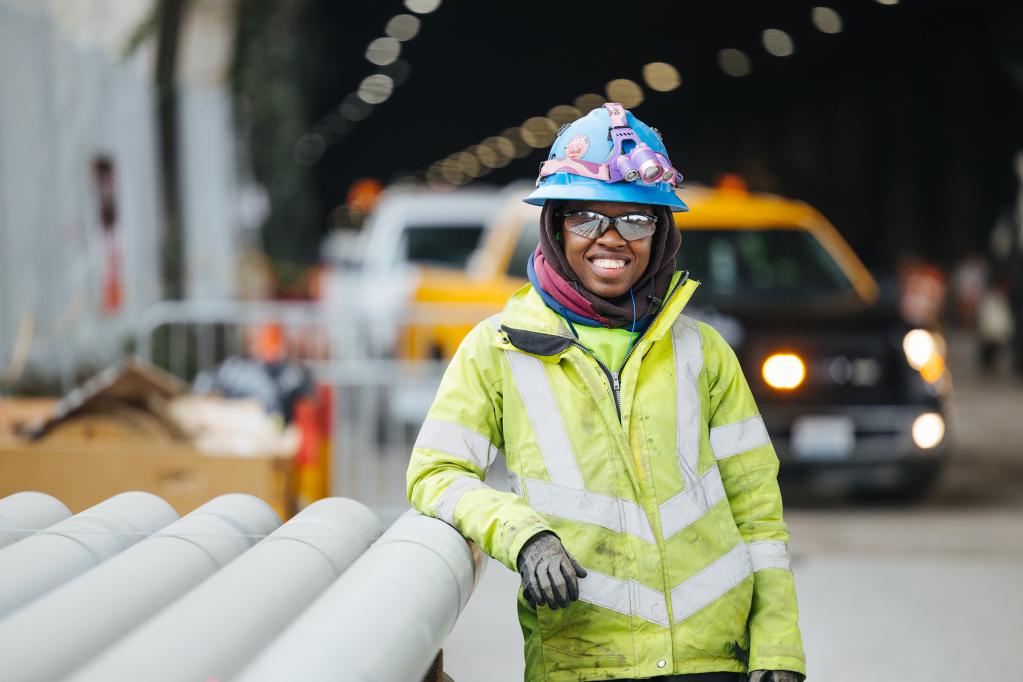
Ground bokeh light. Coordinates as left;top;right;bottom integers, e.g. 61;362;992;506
471;144;499;170
481;136;515;167
911;413;945;449
642;62;681;92
547;104;582;127
520;117;557;149
451;151;482;178
604;78;644;108
500;127;532;158
365;37;401;66
404;0;442;13
718;48;752;77
573;93;605;113
340;94;372;121
357;74;394;104
811;7;843;34
763;29;795;57
385;14;421;41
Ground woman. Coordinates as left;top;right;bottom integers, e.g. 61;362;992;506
407;104;806;682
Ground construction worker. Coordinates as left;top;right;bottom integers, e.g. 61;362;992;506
407;104;806;681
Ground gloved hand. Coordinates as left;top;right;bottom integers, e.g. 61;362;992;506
516;532;587;609
749;671;804;682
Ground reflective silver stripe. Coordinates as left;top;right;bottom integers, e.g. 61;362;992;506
578;568;669;628
504;351;584;489
525;478;655;544
434;477;487;526
486;314;502;331
414;419;501;471
747;540;791;571
631;579;671;627
670;542;752;623
507;471;523;497
658;466;727;540
672;317;703;480
710;415;770;460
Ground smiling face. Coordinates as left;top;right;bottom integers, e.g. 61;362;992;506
560;199;655;298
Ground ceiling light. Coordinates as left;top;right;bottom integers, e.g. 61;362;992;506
472;144;499;169
340;94;372;121
500;127;532;158
404;0;441;13
365;37;401;66
642;62;681;92
718;48;752;77
481;136;514;167
520;117;557;148
547;104;581;126
451;151;481;178
573;93;605;113
811;7;843;33
385;14;421;41
604;78;644;108
762;29;795;57
357;74;394;104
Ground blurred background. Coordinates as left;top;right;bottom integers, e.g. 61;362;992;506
0;0;1021;679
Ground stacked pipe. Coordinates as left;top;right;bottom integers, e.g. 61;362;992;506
0;491;178;618
237;509;487;682
0;493;484;682
0;492;71;550
0;494;280;681
70;497;380;682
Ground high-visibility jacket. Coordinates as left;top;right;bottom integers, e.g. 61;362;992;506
407;273;806;681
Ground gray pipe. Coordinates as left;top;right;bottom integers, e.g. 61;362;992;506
236;510;487;682
0;491;71;549
69;497;380;682
0;491;178;617
0;493;280;682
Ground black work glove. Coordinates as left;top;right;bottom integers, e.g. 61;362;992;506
516;532;587;609
749;671;804;682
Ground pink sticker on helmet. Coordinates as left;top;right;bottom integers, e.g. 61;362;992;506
565;135;589;160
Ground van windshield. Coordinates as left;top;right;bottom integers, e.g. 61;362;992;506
506;218;541;278
678;228;855;301
399;224;485;268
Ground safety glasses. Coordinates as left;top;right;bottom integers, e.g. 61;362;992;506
560;209;658;241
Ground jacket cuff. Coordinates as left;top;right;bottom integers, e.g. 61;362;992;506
747;656;806;678
504;523;555;572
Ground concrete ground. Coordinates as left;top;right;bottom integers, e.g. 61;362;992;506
442;329;1023;681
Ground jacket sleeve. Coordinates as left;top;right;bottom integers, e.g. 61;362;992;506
406;320;554;572
699;322;806;676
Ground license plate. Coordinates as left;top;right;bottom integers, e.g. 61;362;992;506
791;416;855;460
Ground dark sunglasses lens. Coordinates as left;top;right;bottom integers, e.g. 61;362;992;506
564;216;608;239
616;217;657;241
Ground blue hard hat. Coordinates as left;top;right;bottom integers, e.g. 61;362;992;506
523;103;688;211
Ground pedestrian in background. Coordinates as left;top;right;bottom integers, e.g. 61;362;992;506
408;105;805;681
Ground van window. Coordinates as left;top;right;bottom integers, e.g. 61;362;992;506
506;218;541;278
399;225;485;268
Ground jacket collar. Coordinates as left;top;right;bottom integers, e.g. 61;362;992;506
496;272;700;358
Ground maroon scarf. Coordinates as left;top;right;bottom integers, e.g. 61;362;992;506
533;202;681;328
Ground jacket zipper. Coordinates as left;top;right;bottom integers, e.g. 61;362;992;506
571;272;690;422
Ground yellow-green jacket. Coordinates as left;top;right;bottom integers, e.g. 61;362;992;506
407;274;806;681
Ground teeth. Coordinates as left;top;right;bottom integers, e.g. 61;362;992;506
592;258;626;270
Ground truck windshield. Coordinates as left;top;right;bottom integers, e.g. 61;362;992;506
678;228;855;300
399;225;485;268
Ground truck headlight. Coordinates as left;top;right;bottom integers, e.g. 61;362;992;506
911;412;945;449
762;353;806;390
902;329;945;383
